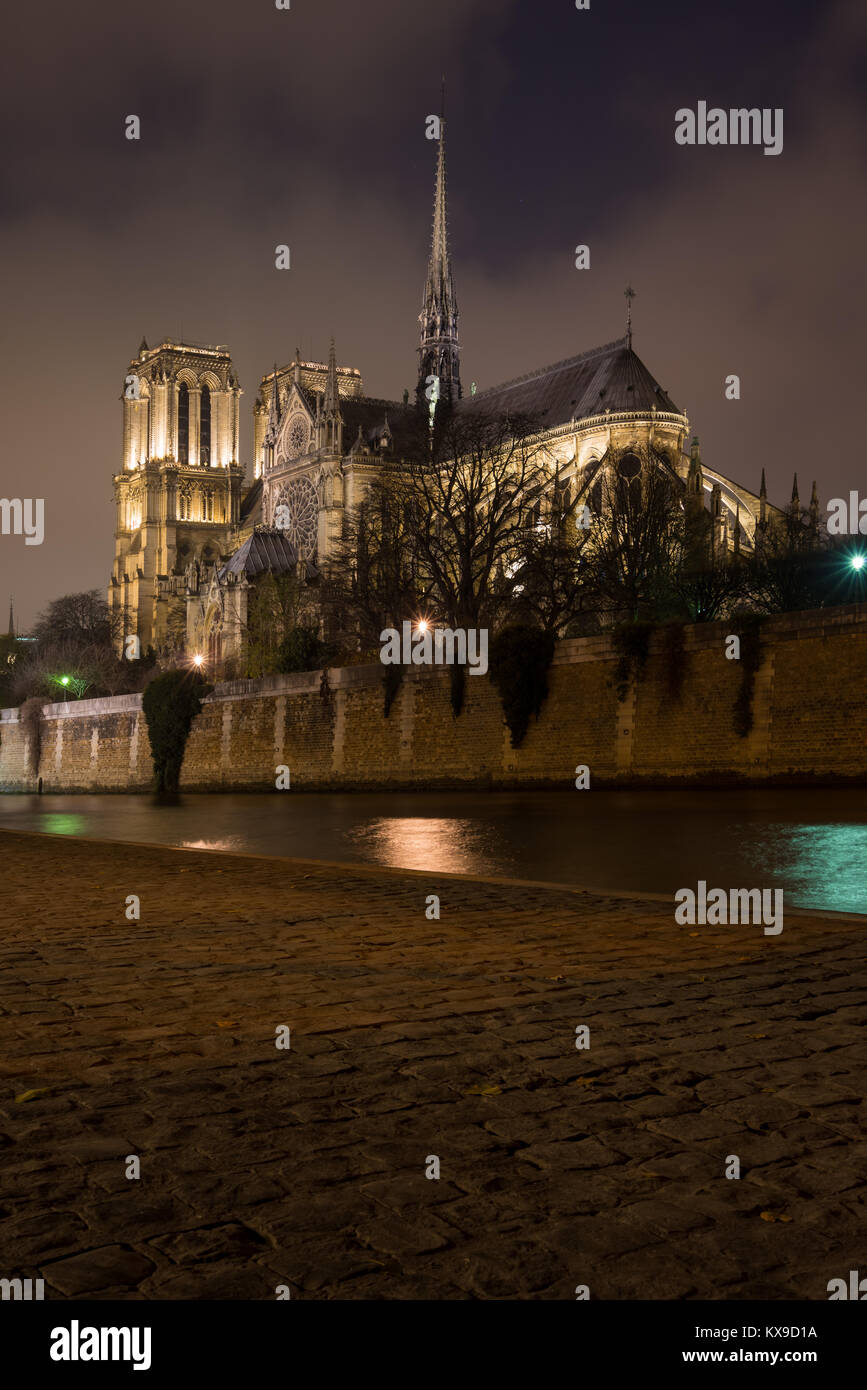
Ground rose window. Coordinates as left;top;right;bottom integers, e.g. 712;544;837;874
287;415;309;457
274;477;318;555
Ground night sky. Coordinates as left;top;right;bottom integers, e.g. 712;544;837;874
2;0;864;628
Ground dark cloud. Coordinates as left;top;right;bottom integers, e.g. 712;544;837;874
1;0;865;627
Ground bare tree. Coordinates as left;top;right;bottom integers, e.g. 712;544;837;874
401;407;553;630
579;446;686;623
743;508;835;613
33;590;119;650
325;470;422;656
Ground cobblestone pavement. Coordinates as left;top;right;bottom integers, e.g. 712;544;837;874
0;829;864;1300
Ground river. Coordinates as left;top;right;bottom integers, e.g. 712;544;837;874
0;787;865;914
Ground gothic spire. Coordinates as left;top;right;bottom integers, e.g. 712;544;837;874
417;105;461;406
7;595;14;638
324;338;342;420
264;365;281;447
322;338;343;453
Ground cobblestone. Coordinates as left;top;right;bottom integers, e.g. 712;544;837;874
0;829;864;1300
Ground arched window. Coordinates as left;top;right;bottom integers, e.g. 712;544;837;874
617;453;643;509
178;384;189;463
200;385;211;465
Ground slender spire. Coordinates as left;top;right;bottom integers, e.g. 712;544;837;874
294;347;301;386
264;364;281;447
322;338;343;453
624;285;636;348
810;479;819;532
7;595;14;638
791;472;800;509
417;96;461;406
324;338;341;418
759;468;767;524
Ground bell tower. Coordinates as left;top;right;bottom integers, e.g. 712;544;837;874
109;339;244;654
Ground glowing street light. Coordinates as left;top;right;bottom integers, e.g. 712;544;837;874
192;654;204;667
415;619;429;634
850;554;866;571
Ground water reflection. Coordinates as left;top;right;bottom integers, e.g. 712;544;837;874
0;790;864;914
346;817;503;876
35;813;89;837
180;838;247;854
745;823;867;914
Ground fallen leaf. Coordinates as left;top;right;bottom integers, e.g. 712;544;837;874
760;1210;792;1222
216;1020;239;1029
748;1033;768;1039
574;1077;598;1087
16;1088;50;1103
464;1083;501;1096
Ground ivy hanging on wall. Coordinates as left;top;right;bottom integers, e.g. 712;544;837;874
382;662;404;717
489;625;556;748
611;621;653;703
661;621;687;702
732;615;765;738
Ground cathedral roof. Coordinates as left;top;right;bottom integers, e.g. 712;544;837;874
240;477;262;524
462;337;682;426
341;397;419;455
219;527;318;580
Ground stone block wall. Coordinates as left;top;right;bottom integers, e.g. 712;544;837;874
1;605;865;792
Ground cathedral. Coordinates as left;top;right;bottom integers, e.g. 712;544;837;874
109;123;780;665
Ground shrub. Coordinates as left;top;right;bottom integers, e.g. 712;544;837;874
489;625;556;749
142;669;212;795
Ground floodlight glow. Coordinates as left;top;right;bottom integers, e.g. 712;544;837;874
850;554;866;571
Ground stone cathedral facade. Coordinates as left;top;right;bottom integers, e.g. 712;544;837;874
109;123;779;664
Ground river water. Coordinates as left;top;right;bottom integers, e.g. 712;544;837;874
0;788;865;914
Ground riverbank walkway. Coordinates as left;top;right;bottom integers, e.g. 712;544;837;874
1;829;864;1299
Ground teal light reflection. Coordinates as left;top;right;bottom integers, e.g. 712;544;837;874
747;823;867;915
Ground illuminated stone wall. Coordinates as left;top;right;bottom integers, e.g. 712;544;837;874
2;605;866;793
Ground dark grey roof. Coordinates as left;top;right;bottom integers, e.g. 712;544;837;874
218;528;318;580
240;476;262;524
341;397;422;456
459;337;682;425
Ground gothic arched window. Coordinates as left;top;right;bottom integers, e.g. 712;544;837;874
200;385;211;466
178;383;189;463
617;453;643;508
